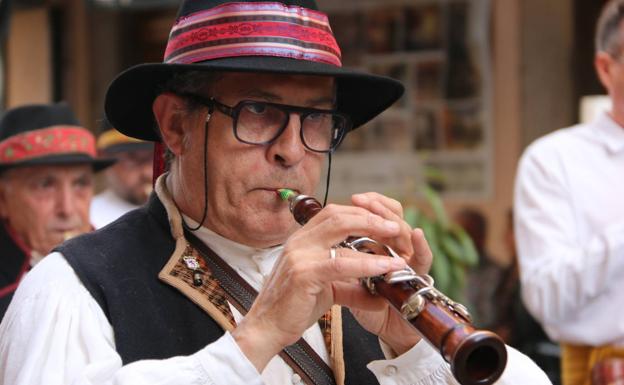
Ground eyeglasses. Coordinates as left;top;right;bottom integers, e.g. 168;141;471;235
185;95;351;153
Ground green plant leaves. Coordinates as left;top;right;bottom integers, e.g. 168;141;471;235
402;186;478;302
450;224;478;266
403;206;419;231
421;184;449;228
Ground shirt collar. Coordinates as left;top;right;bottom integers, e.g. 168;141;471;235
593;112;624;154
181;214;283;277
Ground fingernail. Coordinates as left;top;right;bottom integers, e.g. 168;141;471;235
377;258;405;269
384;220;399;231
392;258;406;268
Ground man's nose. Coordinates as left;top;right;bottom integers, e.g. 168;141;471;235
139;159;153;180
55;184;77;218
267;113;306;166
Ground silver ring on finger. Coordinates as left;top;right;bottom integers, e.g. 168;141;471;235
329;247;338;260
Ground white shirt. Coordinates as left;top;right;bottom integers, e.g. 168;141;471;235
90;189;141;229
186;220;331;384
0;219;551;385
514;112;624;346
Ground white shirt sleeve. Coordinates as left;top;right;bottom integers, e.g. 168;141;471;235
0;253;263;385
514;142;624;343
367;340;551;385
1;253;551;385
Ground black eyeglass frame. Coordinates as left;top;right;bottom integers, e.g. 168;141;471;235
182;94;351;153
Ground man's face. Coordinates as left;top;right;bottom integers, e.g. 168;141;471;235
596;24;624;124
174;73;334;247
603;54;624;121
0;164;94;255
105;148;153;205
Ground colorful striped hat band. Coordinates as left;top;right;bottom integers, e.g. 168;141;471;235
0;126;96;164
164;2;342;67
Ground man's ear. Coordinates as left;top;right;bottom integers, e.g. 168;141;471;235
153;93;190;156
595;52;614;94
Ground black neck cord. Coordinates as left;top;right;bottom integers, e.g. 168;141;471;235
322;152;332;207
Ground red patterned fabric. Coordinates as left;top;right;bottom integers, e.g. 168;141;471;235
164;2;341;66
593;359;624;385
0;126;96;164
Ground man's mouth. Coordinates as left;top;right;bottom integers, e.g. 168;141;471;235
54;227;76;233
53;223;83;234
257;187;300;195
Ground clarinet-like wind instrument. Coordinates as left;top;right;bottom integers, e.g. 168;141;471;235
277;189;507;385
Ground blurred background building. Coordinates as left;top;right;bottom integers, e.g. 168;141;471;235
1;1;609;382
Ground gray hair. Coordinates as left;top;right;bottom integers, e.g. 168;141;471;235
596;0;624;56
157;70;223;167
159;70;223;109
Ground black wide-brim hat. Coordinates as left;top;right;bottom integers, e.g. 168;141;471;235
97;118;154;154
0;103;115;172
105;0;404;142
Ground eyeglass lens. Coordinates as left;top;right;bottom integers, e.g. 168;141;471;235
235;102;344;152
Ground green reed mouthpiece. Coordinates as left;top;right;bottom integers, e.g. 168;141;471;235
277;188;297;202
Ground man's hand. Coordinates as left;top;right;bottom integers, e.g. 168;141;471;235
231;192;432;371
347;192;433;356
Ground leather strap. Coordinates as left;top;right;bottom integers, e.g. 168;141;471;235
185;230;337;385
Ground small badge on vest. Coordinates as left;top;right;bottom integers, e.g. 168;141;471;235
182;246;204;286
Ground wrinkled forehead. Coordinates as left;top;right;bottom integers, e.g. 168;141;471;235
212;72;337;106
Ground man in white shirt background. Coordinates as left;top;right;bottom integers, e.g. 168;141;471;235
0;0;551;384
514;1;624;384
90;120;153;229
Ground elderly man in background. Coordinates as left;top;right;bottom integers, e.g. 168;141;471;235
0;103;113;320
515;1;624;384
90;119;153;228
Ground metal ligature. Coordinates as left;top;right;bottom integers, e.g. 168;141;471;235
278;189;507;385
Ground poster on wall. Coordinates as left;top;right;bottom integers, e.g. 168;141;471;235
319;0;493;201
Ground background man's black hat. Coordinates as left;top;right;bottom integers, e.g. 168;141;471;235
105;0;405;142
0;103;115;172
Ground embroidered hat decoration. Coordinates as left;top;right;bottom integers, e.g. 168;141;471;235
0;103;115;171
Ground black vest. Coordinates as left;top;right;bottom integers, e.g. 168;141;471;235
0;225;27;321
59;194;383;384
